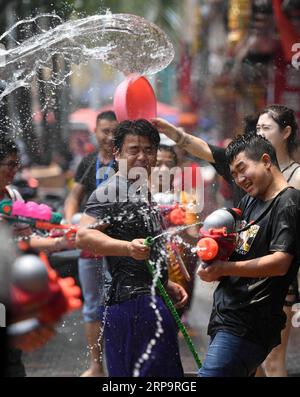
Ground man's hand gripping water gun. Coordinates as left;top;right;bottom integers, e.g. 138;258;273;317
196;208;242;282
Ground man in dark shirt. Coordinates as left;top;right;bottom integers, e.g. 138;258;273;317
76;119;187;377
64;111;118;377
152;117;259;206
197;134;300;377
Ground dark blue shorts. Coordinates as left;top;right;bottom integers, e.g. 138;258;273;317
104;294;184;377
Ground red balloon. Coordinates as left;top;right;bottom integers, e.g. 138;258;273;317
113;74;157;121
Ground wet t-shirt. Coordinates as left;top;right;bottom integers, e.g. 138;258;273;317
208;187;300;351
84;175;168;305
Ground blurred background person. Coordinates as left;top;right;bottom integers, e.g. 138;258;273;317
64;111;118;377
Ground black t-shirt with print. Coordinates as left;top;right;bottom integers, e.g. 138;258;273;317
84;174;169;305
208;144;245;206
75;151;118;210
208;187;300;351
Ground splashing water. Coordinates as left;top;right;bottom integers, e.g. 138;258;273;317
10;211;201;375
133;254;166;377
0;12;175;101
0;11;188;377
151;221;203;242
96;305;109;365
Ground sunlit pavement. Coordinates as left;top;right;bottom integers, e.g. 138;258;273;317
23;277;300;377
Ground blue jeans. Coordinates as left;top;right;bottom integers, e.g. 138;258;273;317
78;257;111;322
199;331;269;377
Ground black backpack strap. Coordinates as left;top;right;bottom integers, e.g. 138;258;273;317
287;165;300;183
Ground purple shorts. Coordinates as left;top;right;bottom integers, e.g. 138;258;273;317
104;294;184;377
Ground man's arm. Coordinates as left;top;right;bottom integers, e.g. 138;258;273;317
16;226;75;252
152;118;215;163
29;235;75;252
197;251;293;282
76;213;150;260
165;280;188;309
64;183;85;223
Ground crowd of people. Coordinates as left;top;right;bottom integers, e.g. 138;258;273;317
1;103;300;377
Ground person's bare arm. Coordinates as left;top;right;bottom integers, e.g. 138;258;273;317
197;251;293;282
76;213;150;260
64;183;85;223
29;235;75;252
152;118;215;163
17;226;75;252
165;280;188;309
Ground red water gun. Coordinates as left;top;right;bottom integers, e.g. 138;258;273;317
8;252;81;335
196;208;242;266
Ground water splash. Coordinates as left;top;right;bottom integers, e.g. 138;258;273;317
133;254;166;377
0;12;174;101
7;207;199;376
151;221;203;242
97;305;109;365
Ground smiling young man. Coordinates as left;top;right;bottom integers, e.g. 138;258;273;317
197;134;300;377
76;119;187;377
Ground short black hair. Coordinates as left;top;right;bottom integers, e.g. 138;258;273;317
96;111;117;125
225;133;279;168
0;133;18;163
158;144;178;165
243;114;258;135
113;119;160;151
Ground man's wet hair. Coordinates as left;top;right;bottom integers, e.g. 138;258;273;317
0;133;18;163
158;144;178;165
225;133;279;168
113;119;160;151
96;110;117;125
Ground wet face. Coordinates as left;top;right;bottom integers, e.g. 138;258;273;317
154;149;177;191
94;118;118;155
156;149;177;170
256;113;288;152
230;151;271;199
0;153;20;191
115;134;157;177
